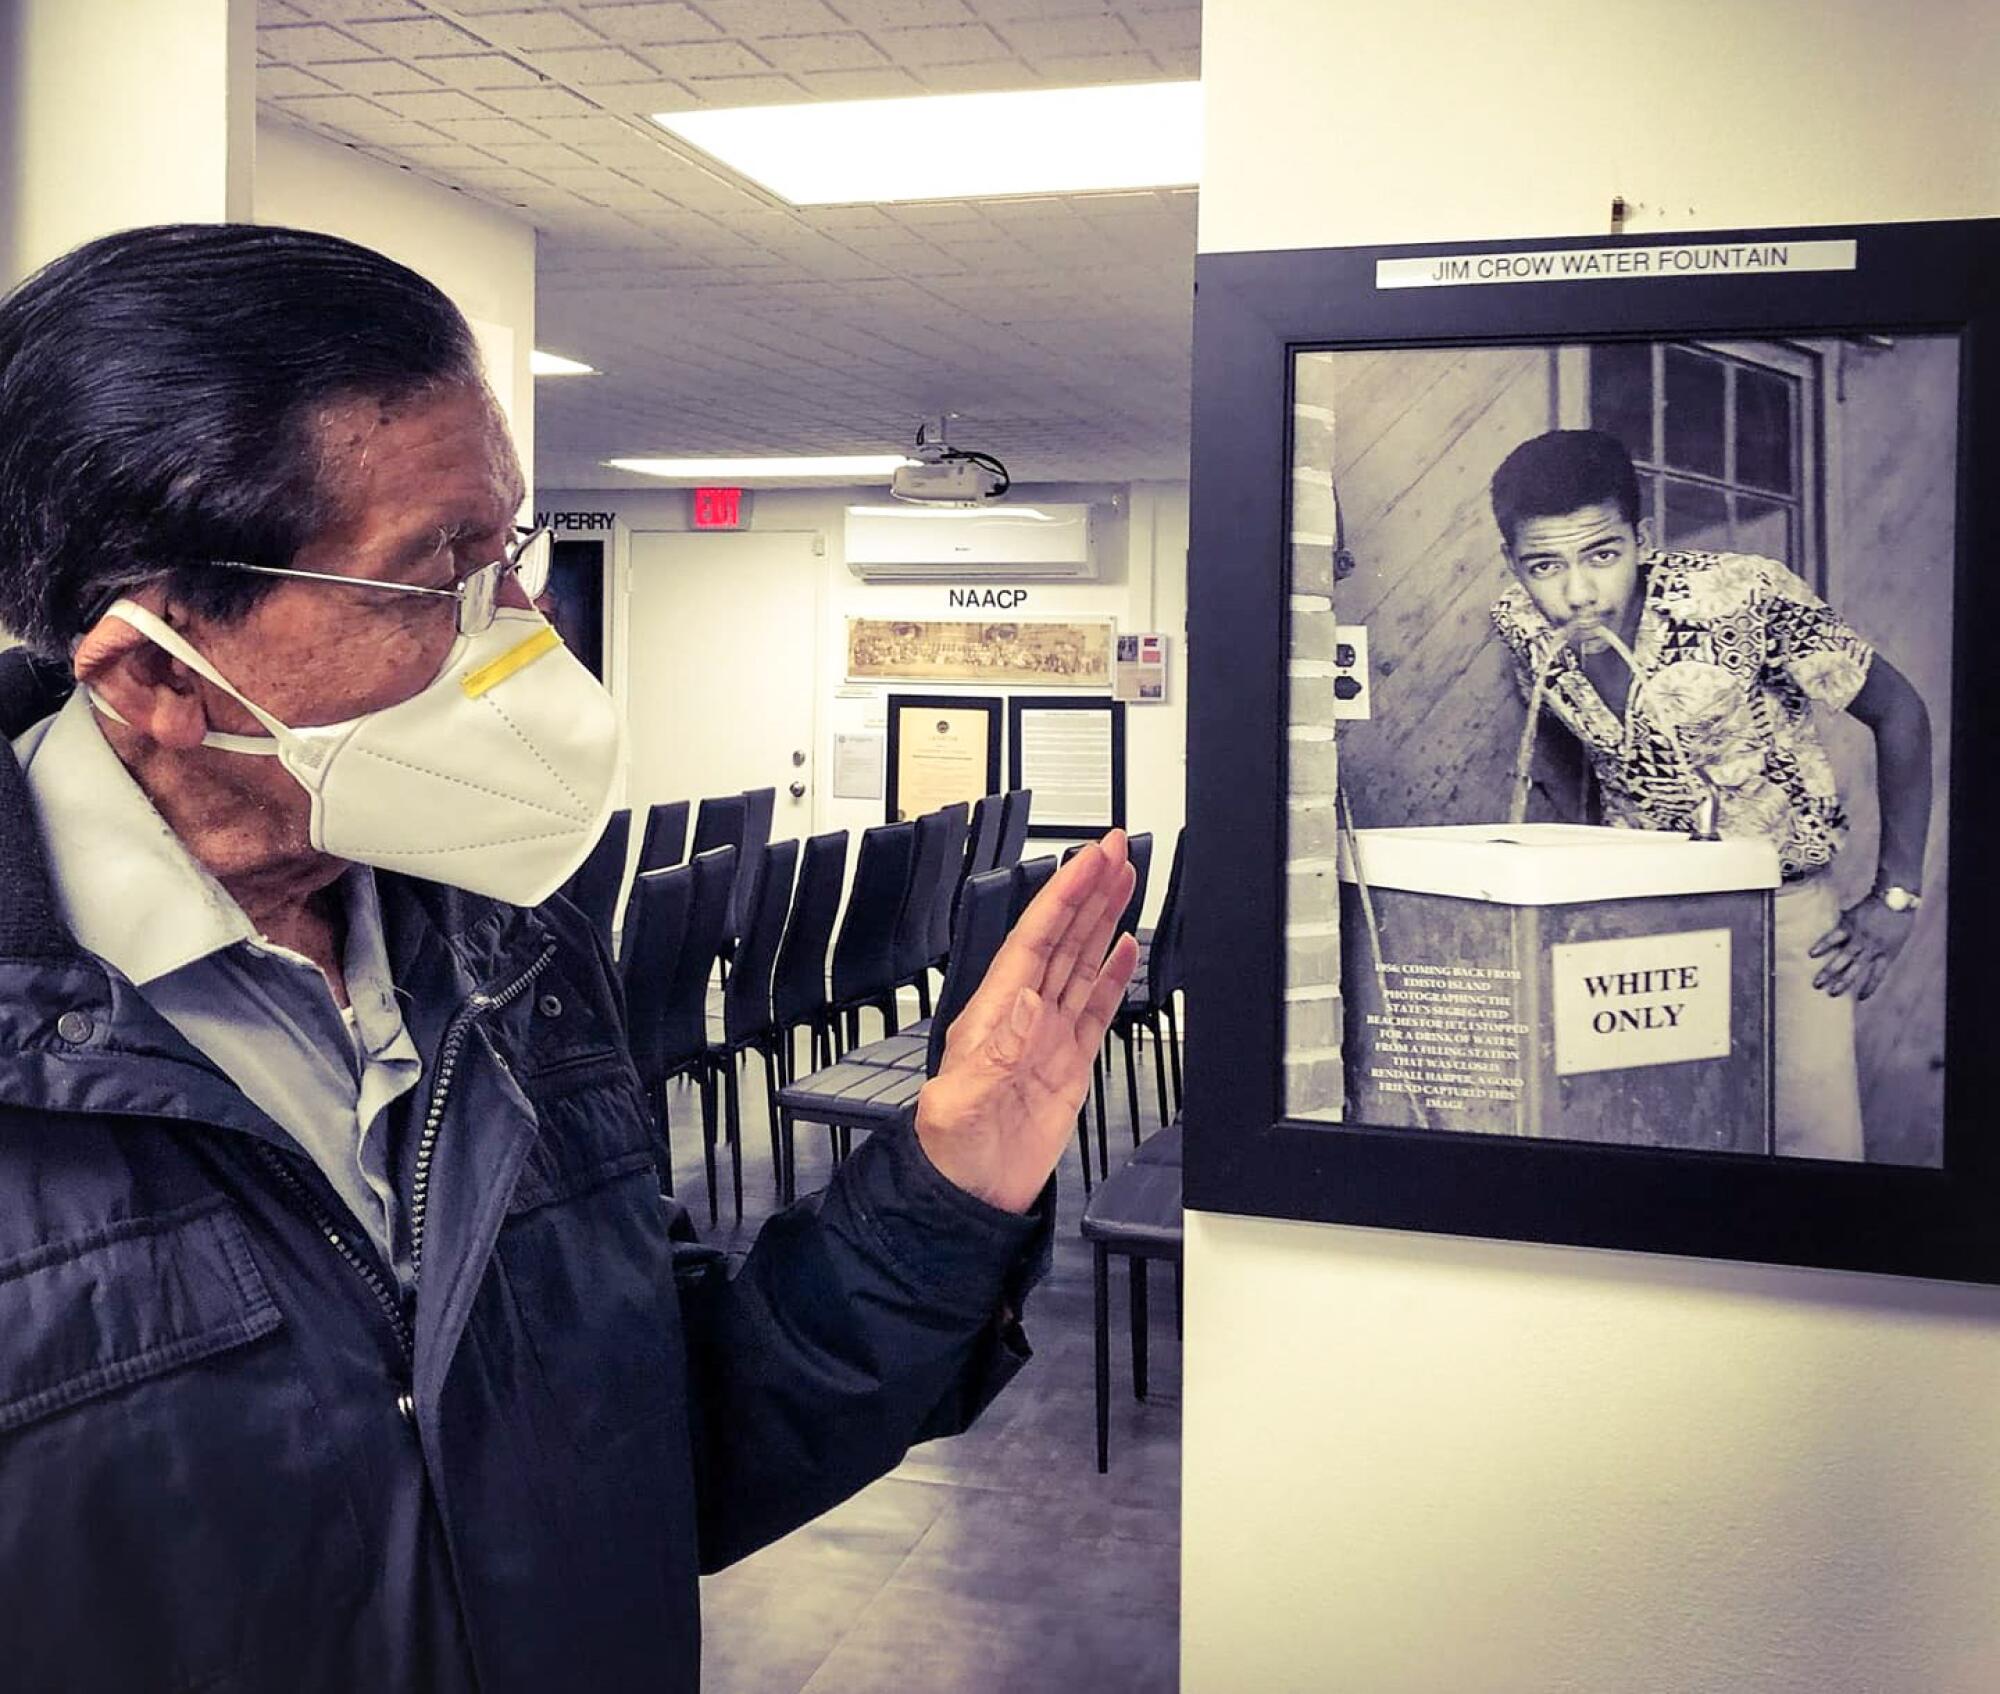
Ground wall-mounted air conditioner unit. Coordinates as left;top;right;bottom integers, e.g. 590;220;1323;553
844;503;1096;583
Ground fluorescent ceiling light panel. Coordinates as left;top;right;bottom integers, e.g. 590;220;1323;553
531;350;596;376
653;81;1201;205
607;455;919;480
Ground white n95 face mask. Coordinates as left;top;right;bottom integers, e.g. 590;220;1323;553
97;599;624;907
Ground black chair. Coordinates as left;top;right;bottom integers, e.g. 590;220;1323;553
1103;831;1156;1156
563;807;630;955
619;863;695;1194
1009;853;1057;922
704;838;799;1224
775;866;1017;1205
829;821;915;1051
1081;1147;1183;1473
994;788;1033;868
772;830;848;1088
923;802;972;991
636;799;690;874
731;787;777;947
1121;828;1187;1120
662;845;738;1227
949;792;1003;937
890;807;957;1019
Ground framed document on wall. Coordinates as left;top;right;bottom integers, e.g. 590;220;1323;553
1186;216;2000;1283
885;694;1002;823
1008;695;1126;838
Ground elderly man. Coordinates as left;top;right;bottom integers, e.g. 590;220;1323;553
0;224;1136;1690
1486;428;1932;1160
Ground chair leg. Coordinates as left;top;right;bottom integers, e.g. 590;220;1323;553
699;1065;719;1230
1075;1106;1094;1195
1093;1243;1110;1475
653;1087;675;1197
1092;1053;1109;1178
916;971;933;1019
879;994;899;1039
723;1056;744;1224
1121;1025;1142;1147
1149;1011;1170;1133
1130;1258;1149;1401
1164;998;1183;1115
761;1046;782;1196
779;1105;795;1207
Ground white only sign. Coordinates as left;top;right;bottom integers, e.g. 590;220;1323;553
1377;238;1857;290
1550;928;1733;1078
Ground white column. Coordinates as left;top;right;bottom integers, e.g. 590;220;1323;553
0;0;254;289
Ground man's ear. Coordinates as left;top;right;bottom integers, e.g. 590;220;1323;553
72;597;212;750
1635;515;1654;552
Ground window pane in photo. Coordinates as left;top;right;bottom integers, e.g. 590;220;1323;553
1733;492;1794;565
1590;342;1654;465
1661;477;1730;552
1735;366;1796;492
1662;347;1726;478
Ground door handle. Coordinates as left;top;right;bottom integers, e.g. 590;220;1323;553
789;781;806;799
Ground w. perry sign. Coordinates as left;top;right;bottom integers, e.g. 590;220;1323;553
1550;929;1732;1077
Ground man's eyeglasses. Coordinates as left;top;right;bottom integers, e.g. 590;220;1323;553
208;525;553;637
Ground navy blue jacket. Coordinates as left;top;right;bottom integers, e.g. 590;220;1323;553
0;653;1046;1692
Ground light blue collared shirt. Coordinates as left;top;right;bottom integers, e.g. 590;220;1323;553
13;690;422;1288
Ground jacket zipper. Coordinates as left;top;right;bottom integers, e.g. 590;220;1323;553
407;943;557;1283
252;1141;415;1367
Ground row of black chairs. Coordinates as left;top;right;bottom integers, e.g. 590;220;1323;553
595;788;1040;1227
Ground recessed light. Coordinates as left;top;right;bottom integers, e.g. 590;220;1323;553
531;350;597;376
653;81;1202;205
606;455;920;480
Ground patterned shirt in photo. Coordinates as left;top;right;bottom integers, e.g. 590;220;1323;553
1490;550;1875;881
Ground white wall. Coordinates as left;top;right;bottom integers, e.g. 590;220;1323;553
254;121;537;484
0;0;254;289
537;482;1189;924
1185;4;2000;1693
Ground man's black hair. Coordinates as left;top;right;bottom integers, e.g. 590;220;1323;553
0;223;481;659
1489;429;1643;549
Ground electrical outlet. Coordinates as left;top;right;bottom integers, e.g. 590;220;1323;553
1331;624;1371;719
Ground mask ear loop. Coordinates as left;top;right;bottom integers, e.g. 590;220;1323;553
87;600;295;759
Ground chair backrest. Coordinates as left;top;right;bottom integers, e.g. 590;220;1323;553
722;837;798;1047
924;802;972;967
994;788;1033;868
636;799;690;874
619;863;695;1085
1146;828;1188;1003
891;807;955;984
564;807;631;951
732;786;778;940
964;794;1003;879
1115;831;1154;940
926;867;1018;1075
1008;853;1058;923
830;821;915;1005
660;845;737;1070
689;793;746;861
772;830;848;1029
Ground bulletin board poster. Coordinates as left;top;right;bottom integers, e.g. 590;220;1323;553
1008;696;1126;837
885;694;1002;823
1113;632;1169;702
848;619;1113;687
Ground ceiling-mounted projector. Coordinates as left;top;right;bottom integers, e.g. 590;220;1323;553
890;415;1010;506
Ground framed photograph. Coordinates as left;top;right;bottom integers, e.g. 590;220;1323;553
846;617;1114;687
884;693;1002;823
1008;695;1127;838
1185;218;2000;1282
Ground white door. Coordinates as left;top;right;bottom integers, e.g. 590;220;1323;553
622;530;821;835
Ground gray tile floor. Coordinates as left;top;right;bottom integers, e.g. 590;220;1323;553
665;1035;1182;1694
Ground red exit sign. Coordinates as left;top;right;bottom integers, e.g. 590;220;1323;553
691;486;745;529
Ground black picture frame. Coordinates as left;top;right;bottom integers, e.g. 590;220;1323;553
884;692;1002;824
1006;695;1127;838
1185;217;2000;1283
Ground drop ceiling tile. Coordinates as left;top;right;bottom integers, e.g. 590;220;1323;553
260;22;370;61
483;140;599;168
415;53;545;89
375;88;502;120
573;1;722;44
994;13;1136;54
498;83;598;116
1150;45;1197;75
258;63;337;96
704;0;851;29
794;66;924;98
258;0;313;22
973;0;1121;17
532;43;668;82
823;0;977;26
472;9;608;49
871;22;1009;64
593;79;700;114
1021;50;1161;81
268;90;398;126
897;57;1043;91
650;39;775;76
680;73;810;103
1123;7;1200;49
755;31;891;72
377;139;511;167
525;112;656;145
344;16;489;54
282;0;431;18
428;115;551;145
307;57;442;93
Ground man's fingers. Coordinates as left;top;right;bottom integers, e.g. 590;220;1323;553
1055;864;1136;1017
1071;933;1140;1055
1807;924;1847;959
970;832;1129;1007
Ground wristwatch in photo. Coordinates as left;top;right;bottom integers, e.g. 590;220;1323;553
1878;884;1924;914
